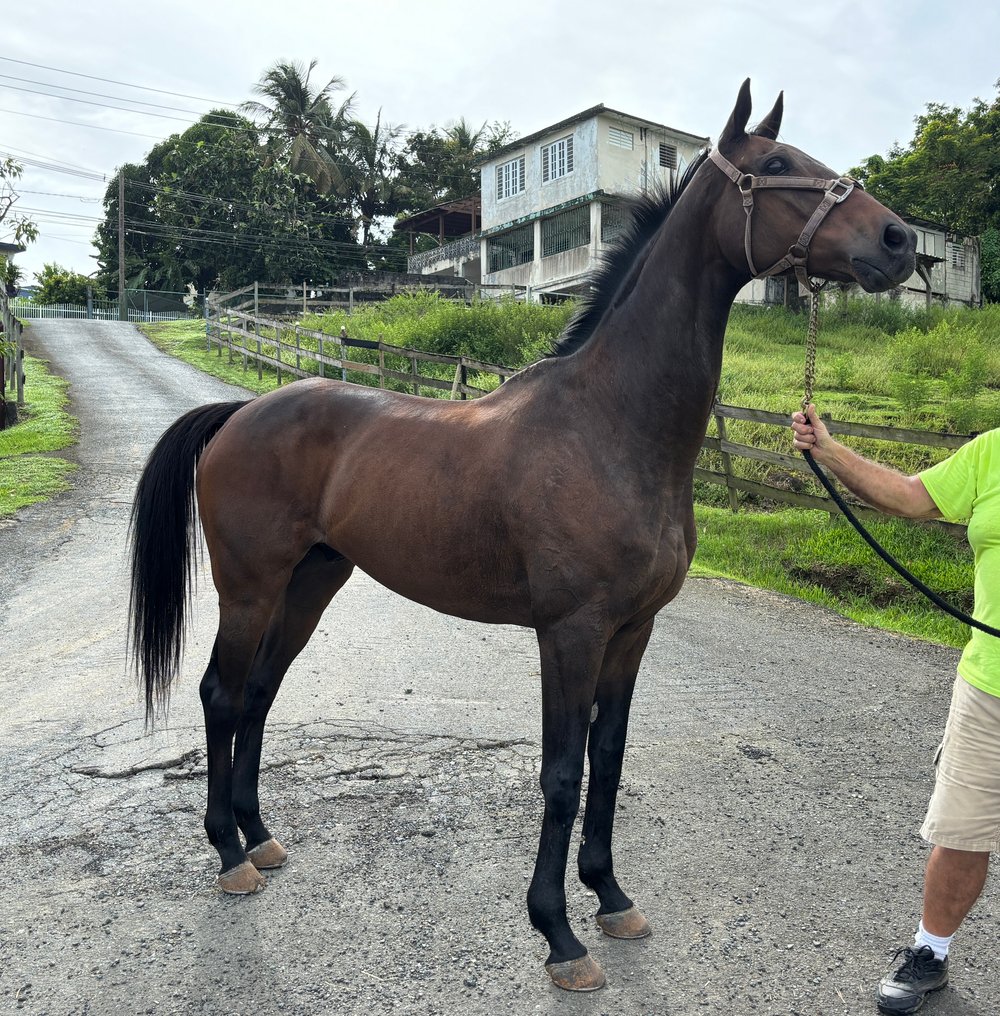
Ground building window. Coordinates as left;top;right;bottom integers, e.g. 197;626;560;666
496;156;525;200
541;135;574;183
487;224;534;272
659;142;678;169
949;242;967;272
608;126;634;150
541;205;590;257
601;202;628;244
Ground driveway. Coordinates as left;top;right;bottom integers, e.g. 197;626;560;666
0;320;992;1015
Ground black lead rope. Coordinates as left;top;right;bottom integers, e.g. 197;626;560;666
801;448;1000;639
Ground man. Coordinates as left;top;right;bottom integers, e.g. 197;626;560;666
791;403;998;1015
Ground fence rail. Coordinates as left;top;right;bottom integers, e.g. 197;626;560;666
205;300;518;398
698;402;969;529
1;287;25;428
11;295;189;323
202;284;973;528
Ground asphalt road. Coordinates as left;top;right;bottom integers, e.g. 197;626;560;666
0;320;994;1016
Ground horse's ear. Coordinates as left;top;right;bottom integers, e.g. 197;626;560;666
719;78;752;150
754;92;783;140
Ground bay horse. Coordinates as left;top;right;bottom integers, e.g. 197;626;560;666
130;81;916;991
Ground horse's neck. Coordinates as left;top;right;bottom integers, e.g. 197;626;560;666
572;191;744;469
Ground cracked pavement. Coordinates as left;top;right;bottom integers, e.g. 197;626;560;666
0;320;995;1015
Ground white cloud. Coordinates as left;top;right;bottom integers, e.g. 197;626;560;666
3;0;998;281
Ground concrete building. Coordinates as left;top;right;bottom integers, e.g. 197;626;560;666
478;105;708;299
400;107;981;310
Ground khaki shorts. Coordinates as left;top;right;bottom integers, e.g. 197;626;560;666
921;675;1000;853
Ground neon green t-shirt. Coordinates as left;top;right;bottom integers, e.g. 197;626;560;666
919;428;1000;698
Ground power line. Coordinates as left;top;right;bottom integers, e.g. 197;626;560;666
0;72;232;116
0;56;241;106
0;105;163;139
0;81;208;123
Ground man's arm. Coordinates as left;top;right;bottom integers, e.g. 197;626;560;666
790;404;941;520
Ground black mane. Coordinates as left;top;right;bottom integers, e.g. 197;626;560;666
550;150;709;357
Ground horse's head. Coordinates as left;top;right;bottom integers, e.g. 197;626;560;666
710;79;916;292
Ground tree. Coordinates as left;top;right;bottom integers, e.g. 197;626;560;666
853;82;1000;301
343;111;405;251
32;263;104;305
0;156;38;249
396;119;517;212
240;60;355;196
93;110;359;292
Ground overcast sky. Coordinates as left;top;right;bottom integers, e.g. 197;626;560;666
3;0;998;284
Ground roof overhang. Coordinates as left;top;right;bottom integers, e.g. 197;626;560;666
395;198;480;238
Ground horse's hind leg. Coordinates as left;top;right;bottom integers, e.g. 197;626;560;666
231;546;354;876
577;619;654;940
200;591;282;895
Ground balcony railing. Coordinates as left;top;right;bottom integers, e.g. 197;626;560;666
407;233;480;274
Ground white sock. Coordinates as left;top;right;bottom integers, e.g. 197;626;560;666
914;920;953;960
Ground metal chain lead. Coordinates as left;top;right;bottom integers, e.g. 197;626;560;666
801;285;821;410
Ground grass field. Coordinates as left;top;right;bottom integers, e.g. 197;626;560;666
93;299;1000;648
0;351;77;518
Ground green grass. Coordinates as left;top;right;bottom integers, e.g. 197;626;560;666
0;352;78;517
145;297;993;648
136;319;273;395
689;505;973;647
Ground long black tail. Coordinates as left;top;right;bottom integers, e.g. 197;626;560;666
129;400;247;722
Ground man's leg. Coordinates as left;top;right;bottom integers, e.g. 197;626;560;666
922;846;990;936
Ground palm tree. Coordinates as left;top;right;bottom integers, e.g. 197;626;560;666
344;111;404;250
241;60;355;195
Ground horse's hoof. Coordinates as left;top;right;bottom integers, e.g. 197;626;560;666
246;837;288;870
217;861;266;894
545;954;606;992
596;906;652;939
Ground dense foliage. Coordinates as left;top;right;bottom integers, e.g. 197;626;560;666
31;262;106;305
93;62;516;294
853;81;1000;301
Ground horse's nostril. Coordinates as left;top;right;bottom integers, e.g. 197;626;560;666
883;222;910;251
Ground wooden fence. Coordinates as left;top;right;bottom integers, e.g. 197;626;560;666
205;300;519;399
700;403;969;527
0;287;25;429
204;290;972;526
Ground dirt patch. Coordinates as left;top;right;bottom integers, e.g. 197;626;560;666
787;561;974;612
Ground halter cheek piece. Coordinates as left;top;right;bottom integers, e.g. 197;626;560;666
708;147;862;294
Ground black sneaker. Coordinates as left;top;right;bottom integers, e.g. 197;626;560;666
877;945;949;1014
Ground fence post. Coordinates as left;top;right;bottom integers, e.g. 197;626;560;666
714;403;740;513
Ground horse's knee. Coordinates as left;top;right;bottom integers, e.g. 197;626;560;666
539;768;583;826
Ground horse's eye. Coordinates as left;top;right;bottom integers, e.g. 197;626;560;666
764;157;787;174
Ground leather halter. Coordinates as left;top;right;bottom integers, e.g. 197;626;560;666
709;146;861;293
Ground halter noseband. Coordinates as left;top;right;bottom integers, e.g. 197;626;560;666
709;147;861;294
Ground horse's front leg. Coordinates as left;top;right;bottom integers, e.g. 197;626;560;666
577;619;654;940
528;620;607;991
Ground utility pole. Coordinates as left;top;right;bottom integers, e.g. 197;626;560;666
118;171;126;321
